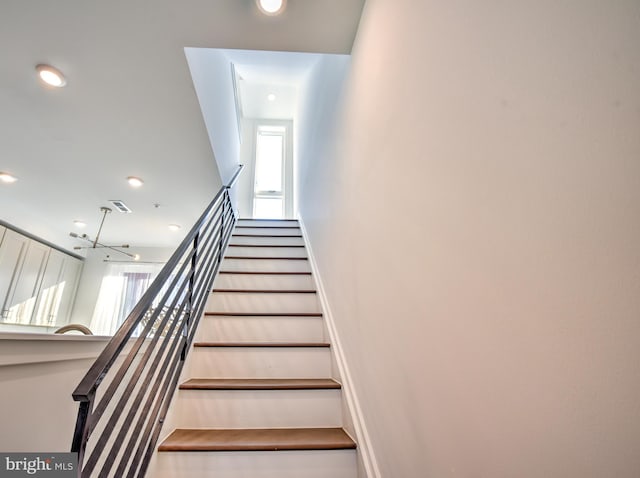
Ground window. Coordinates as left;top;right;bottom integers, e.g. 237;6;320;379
253;126;286;219
89;263;162;335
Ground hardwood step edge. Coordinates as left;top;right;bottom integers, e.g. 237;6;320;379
235;225;301;229
232;234;303;238
204;312;322;317
224;256;308;260
158;427;356;452
211;289;317;294
218;271;313;275
180;378;341;390
194;342;330;348
228;244;306;248
238;219;300;222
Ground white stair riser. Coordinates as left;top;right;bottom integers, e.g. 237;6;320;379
150;449;356;478
236;220;299;228
196;316;324;343
172;389;342;428
226;247;307;258
235;227;301;236
229;236;305;246
221;258;311;273
187;347;332;378
213;273;315;291
207;292;320;313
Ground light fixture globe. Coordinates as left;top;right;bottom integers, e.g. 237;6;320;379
127;176;144;187
256;0;286;16
0;172;18;183
36;64;67;87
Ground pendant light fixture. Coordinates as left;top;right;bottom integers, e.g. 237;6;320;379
69;207;139;260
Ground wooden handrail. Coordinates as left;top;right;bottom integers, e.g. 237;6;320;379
71;164;243;477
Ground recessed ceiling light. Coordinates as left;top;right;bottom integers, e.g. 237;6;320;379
267;93;276;102
73;220;87;228
127;176;144;187
36;64;67;88
168;224;181;232
256;0;286;15
0;172;18;183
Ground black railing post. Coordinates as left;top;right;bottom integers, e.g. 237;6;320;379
219;192;226;266
71;396;93;478
183;231;199;360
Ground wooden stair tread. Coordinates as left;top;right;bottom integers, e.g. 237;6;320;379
224;256;308;260
211;289;317;293
235;225;301;229
180;378;341;390
158;428;356;452
218;271;312;275
232;234;303;238
228;244;306;248
205;312;322;317
238;219;299;222
194;342;330;348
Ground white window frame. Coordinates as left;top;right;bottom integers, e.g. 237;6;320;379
250;121;293;218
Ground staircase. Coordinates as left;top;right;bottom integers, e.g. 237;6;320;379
149;219;357;478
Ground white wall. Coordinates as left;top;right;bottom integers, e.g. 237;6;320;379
297;1;640;477
295;55;350;219
185;48;241;186
237;118;255;218
0;334;109;452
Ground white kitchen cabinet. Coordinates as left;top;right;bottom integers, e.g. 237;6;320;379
0;230;50;324
32;250;83;326
0;228;27;318
0;227;83;327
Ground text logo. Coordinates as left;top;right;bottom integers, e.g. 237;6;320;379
0;454;76;477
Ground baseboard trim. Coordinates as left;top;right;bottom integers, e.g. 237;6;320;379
298;217;381;478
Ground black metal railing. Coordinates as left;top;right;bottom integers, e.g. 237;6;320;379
71;165;243;477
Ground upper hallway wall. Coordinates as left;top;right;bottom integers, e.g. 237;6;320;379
297;0;640;476
295;55;350;218
185;48;240;187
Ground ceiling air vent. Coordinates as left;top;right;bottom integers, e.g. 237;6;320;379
109;200;132;213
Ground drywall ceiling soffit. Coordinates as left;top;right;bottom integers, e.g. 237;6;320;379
239;82;298;119
228;49;324;119
0;0;365;252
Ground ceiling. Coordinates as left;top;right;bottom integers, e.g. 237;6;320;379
226;49;320;119
232;49;325;119
0;0;365;254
